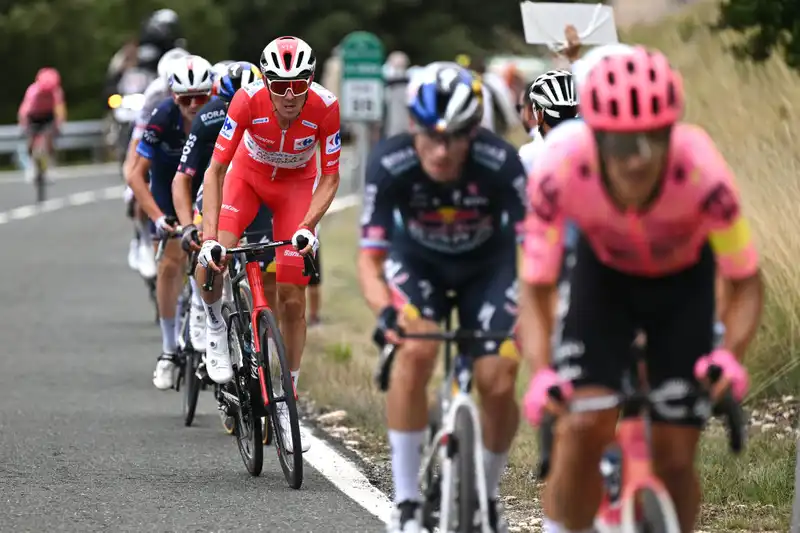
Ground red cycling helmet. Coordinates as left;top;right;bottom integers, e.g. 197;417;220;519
36;68;61;91
579;46;684;132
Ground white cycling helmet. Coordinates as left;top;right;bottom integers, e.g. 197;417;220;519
157;47;189;83
212;60;235;80
259;36;316;79
529;70;578;123
169;55;213;94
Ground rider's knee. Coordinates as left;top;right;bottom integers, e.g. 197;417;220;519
556;409;617;466
277;284;305;320
652;426;698;480
475;356;518;404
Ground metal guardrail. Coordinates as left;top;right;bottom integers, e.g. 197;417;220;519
0;120;106;161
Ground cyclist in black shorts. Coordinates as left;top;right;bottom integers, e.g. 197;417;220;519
359;64;527;533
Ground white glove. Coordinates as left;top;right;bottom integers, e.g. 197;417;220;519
154;215;174;239
291;227;318;255
199;239;226;267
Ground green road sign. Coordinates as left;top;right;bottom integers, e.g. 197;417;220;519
340;31;385;122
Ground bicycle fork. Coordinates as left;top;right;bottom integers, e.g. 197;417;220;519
420;389;493;533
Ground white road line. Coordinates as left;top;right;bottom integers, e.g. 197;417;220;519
0;177;390;524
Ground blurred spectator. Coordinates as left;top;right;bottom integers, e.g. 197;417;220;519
383;51;410;138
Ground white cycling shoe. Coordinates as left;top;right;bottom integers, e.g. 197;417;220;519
153;354;177;390
276;402;310;453
137;240;157;279
189;305;207;351
127;238;139;271
205;326;233;384
387;502;424;533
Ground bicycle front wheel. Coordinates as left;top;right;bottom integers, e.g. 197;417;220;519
257;309;303;489
633;488;681;533
225;303;263;476
183;350;201;427
454;405;478;533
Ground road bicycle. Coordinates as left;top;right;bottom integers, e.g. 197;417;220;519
537;333;746;532
203;237;318;489
374;296;511;533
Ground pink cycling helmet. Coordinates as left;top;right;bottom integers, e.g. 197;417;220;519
36;67;61;91
579;46;684;132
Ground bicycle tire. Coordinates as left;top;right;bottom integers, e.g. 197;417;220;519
183;350;201;426
453;405;478;533
421;399;443;531
34;153;46;204
224;303;263;476
257;309;303;489
635;488;676;533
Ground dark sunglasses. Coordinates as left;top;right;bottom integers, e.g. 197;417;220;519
176;94;210;106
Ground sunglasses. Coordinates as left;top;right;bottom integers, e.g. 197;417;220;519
267;78;311;97
176;94;210;106
596;128;671;160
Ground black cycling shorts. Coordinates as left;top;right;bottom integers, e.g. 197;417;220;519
26;113;55;136
554;234;715;427
385;249;517;359
308;246;321;286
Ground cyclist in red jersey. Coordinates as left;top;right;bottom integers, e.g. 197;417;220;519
18;68;67;180
195;36;341;453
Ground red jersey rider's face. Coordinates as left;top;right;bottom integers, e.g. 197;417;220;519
598;127;671;210
267;78;310;122
413;128;472;183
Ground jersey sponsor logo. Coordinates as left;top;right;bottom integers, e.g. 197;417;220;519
200;109;226;124
252;117;270;124
311;82;337;106
381;146;418;175
530;176;559;223
243;79;265;96
142;128;159;144
220;116;237;140
472;141;507;171
302;120;318;129
180;133;197;163
700;183;739;223
325;131;341;155
294;135;316;151
243;132;315;168
215;142;225;151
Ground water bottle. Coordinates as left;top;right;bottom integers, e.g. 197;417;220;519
600;444;622;503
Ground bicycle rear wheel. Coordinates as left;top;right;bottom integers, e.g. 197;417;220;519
453;405;478;533
224;304;263;476
257;309;303;489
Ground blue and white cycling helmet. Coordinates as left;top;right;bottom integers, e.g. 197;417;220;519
217;61;263;102
408;63;483;134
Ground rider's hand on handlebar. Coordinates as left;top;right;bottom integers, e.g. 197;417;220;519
523;368;574;427
154;215;176;239
694;349;749;403
291;227;318;256
180;224;201;252
374;305;402;346
199;240;226;272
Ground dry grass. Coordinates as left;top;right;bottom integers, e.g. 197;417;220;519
301;3;800;530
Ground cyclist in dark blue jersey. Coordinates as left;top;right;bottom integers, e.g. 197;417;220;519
125;54;214;391
358;64;526;533
170;61;272;434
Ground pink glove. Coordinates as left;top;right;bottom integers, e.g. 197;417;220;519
523;368;573;427
694;349;749;402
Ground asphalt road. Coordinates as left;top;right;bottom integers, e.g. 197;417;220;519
0;167;384;532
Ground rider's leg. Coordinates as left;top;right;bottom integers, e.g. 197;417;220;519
542;236;630;530
461;257;520;505
195;168;261;384
383;253;448;531
152;237;187;389
644;243;716;532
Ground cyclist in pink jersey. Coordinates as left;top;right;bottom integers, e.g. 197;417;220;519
18;68;66;177
519;47;764;533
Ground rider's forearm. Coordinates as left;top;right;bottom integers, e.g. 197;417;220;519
171;172;195;227
54;103;66;123
122;141;140;182
519;282;556;372
300;172;340;229
357;250;392;315
201;162;226;240
127;164;162;222
721;272;764;360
